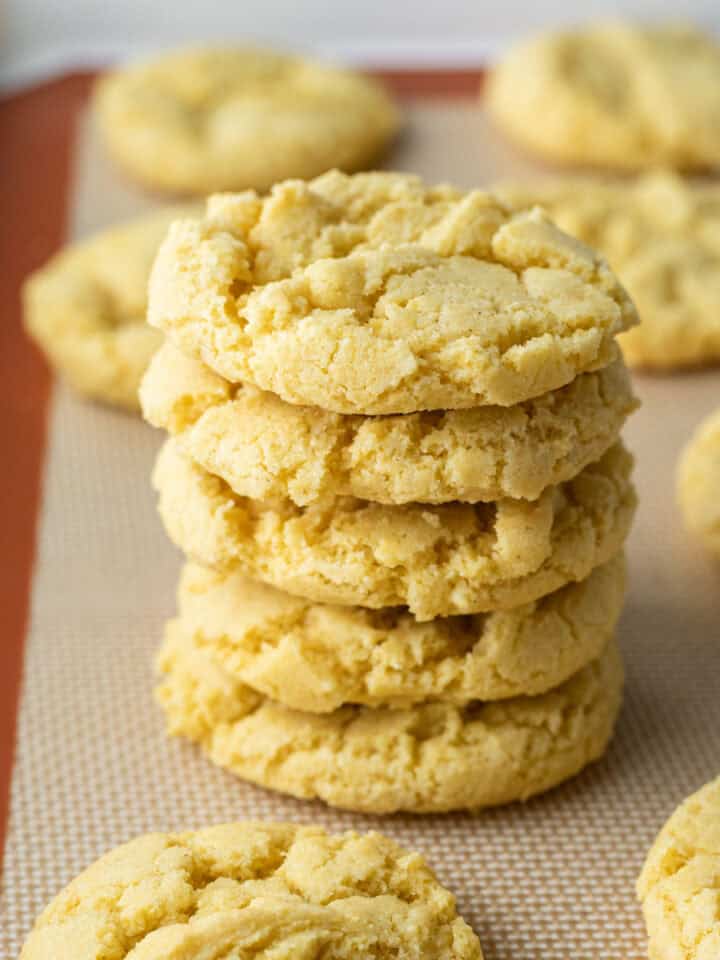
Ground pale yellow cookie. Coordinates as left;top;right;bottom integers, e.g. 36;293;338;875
142;341;637;505
23;207;196;410
93;47;399;195
170;554;625;710
678;408;720;556
497;172;720;369
157;632;623;814
153;439;635;620
637;775;720;960
487;22;720;171
147;170;637;414
21;822;482;959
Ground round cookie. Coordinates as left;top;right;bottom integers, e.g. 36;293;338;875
147;170;637;414
21;822;482;959
152;438;636;621
23;206;197;410
497;173;720;370
142;340;637;505
157;632;623;814
678;408;720;556
93;47;400;195
170;554;626;710
637;775;720;960
487;22;720;171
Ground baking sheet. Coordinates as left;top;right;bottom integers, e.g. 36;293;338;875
2;99;720;960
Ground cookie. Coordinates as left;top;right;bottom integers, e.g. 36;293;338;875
170;554;626;710
23;207;196;410
157;629;623;814
93;47;399;195
20;822;482;959
142;341;637;505
147;170;637;414
153;439;635;620
637;775;720;960
678;408;720;556
487;22;720;171
497;172;720;369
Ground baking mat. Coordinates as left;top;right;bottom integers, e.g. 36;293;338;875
2;97;720;960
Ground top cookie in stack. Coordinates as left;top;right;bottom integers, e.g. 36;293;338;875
147;170;636;414
142;171;638;814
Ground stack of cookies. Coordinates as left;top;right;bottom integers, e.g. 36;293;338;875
140;170;639;814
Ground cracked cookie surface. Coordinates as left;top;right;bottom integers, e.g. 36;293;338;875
23;206;196;410
142;341;636;504
93;48;399;195
678;408;720;557
497;172;720;370
157;635;623;813
147;170;636;414
169;554;625;710
637;775;720;960
487;22;720;171
153;439;635;620
21;822;482;959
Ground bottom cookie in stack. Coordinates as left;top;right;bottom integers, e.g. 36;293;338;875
155;557;626;814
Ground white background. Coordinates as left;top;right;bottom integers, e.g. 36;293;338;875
3;0;719;90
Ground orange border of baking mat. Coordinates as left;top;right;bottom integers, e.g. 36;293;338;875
0;65;483;867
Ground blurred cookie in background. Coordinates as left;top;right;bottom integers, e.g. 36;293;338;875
93;47;400;195
678;408;720;558
23;206;197;411
486;22;720;172
497;172;720;370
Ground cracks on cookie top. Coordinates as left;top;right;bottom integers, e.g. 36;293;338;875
640;778;720;892
33;821;471;958
242;248;629;353
642;847;720;960
209;173;455;289
158;172;634;349
34;832;289;952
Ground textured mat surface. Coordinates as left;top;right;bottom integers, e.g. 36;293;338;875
2;102;720;960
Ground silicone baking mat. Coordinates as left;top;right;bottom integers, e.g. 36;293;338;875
1;74;719;960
